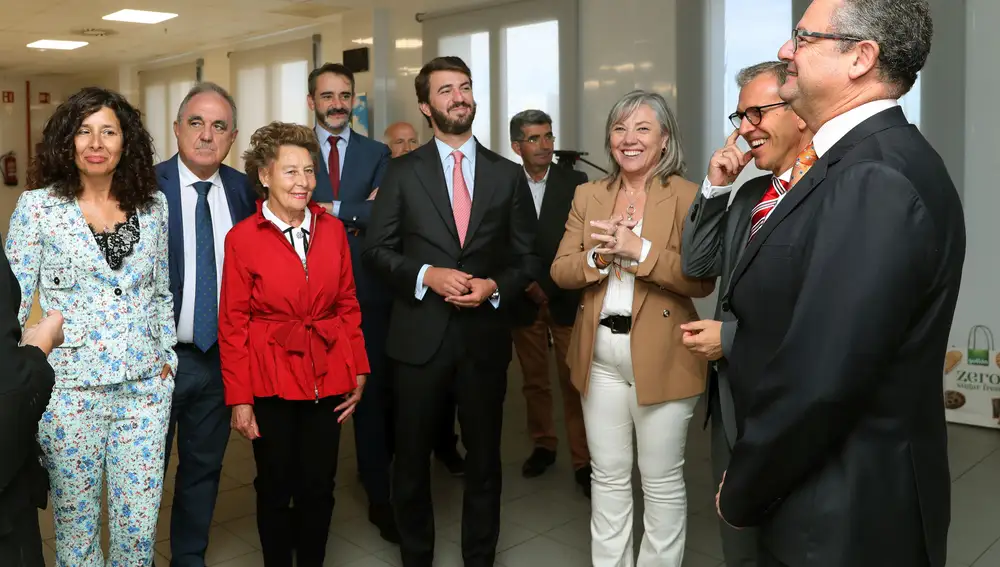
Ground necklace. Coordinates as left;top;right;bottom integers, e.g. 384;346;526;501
621;187;640;221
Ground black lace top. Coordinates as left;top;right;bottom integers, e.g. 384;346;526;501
89;214;140;270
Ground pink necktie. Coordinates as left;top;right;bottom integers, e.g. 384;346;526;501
451;150;472;246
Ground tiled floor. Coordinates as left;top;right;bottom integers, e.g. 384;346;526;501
38;354;1000;567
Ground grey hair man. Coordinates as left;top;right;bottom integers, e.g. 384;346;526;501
157;81;257;567
716;2;964;566
681;59;812;567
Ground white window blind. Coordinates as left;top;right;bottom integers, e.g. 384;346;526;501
229;39;312;168
139;62;197;162
421;0;578;157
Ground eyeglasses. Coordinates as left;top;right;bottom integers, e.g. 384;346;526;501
729;102;788;129
517;133;556;145
791;28;864;53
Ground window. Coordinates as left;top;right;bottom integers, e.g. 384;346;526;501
502;20;560;162
723;0;793;140
139;63;196;162
898;73;922;129
439;32;491;148
230;40;311;168
422;0;578;153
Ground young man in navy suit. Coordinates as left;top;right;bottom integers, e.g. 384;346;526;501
307;62;401;542
156;83;256;567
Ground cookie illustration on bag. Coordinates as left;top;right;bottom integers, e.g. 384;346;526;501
945;350;962;374
944;390;966;410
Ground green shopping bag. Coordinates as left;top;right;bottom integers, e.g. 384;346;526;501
968;325;993;366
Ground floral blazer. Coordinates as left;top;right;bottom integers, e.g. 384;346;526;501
4;188;178;387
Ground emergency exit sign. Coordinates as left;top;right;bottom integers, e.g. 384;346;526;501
1;91;13;103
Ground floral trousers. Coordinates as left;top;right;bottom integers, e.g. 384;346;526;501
38;375;173;567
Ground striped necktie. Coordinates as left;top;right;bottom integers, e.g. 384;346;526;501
747;176;789;243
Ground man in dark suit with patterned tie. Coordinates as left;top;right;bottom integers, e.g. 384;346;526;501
156;82;256;567
364;56;537;567
680;60;812;567
306;62;400;542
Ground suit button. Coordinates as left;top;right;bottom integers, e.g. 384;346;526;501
662;309;670;317
722;301;730;312
53;277;60;285
457;261;464;269
114;288;122;296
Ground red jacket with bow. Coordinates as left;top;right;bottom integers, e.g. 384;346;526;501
219;200;369;406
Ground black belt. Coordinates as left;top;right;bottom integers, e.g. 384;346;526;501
599;315;632;334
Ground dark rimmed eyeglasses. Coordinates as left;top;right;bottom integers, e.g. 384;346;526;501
792;28;865;53
729;102;788;129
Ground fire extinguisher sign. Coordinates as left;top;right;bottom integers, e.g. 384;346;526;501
1;91;13;103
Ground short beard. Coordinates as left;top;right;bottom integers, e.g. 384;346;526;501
317;108;351;133
429;102;476;136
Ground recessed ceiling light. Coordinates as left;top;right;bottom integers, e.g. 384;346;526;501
352;37;374;45
103;9;178;24
395;38;423;49
27;40;89;50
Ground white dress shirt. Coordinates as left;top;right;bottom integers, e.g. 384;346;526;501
812;99;899;158
262;200;313;263
414;136;498;308
700;168;793;225
177;158;234;344
526;166;550;218
315;124;351;216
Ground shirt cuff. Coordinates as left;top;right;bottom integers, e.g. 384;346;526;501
587;246;612;275
701;176;735;199
415;264;431;300
332;201;342;217
639;238;652;263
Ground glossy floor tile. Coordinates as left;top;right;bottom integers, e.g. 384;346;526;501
37;354;1000;566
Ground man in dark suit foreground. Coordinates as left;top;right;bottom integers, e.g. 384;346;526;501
0;248;61;567
364;56;537;567
157;82;257;567
506;109;591;494
681;60;812;567
716;1;964;566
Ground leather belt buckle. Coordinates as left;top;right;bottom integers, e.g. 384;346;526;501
600;315;632;334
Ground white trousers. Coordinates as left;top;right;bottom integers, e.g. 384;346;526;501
583;326;698;567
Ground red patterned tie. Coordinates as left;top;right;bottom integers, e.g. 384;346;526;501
747;176;789;243
451;150;472;246
328;135;341;199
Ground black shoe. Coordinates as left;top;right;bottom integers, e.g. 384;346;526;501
369;503;401;544
521;447;557;478
574;465;592;499
435;448;465;477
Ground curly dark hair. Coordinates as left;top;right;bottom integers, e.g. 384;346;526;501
26;87;158;214
242;122;321;199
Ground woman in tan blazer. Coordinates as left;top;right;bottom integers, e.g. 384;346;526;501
551;90;715;567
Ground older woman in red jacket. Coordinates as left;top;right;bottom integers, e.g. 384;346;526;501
219;121;369;567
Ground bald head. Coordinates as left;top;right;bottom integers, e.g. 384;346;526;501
384;122;420;157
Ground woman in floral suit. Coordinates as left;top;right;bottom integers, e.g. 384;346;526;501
4;87;177;566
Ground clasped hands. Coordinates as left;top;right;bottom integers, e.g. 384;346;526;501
589;214;643;267
424;267;497;308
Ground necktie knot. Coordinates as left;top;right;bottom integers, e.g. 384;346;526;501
452;150;464;164
329;135;339;150
790;142;818;187
193;181;212;197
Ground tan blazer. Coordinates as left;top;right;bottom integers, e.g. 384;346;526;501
551;175;715;406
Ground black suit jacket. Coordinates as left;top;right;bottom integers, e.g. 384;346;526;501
718;106;965;567
362;139;539;366
510;165;588;328
0;246;54;545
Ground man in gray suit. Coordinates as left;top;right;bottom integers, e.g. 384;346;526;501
679;61;812;567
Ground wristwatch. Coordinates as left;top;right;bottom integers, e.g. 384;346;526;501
489;281;500;301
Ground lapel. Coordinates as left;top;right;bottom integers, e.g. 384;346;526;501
631;177;677;316
340;130;361;199
727;176;771;268
464;142;500;247
414;142;461;246
314;132;335;201
62;199;118;284
726;106;908;297
218;165;241;224
160;155;185;284
536;165;563;228
587;180;618;333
